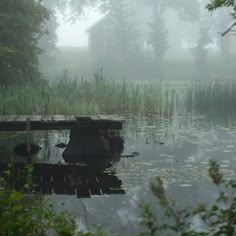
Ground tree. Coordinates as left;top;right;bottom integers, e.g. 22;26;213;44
39;0;59;67
207;0;236;35
142;0;200;76
0;0;49;83
101;0;139;62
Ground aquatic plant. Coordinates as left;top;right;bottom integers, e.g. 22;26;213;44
1;71;236;119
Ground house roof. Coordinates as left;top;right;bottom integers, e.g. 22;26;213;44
86;14;116;33
86;15;109;33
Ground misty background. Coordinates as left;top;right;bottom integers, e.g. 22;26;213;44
39;0;236;81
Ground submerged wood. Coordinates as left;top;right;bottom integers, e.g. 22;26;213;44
0;163;125;198
63;128;124;163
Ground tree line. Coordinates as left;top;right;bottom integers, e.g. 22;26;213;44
0;0;235;84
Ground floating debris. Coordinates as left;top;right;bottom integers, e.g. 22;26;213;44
121;151;140;158
55;143;67;148
132;151;140;157
14;143;42;157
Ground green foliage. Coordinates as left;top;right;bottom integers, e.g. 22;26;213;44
207;0;236;34
0;0;49;83
207;0;236;12
0;165;108;236
140;160;236;236
0;166;76;236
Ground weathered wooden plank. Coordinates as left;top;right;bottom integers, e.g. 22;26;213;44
75;115;91;121
0;115;7;122
41;115;53;122
16;115;30;123
107;115;124;122
52;115;65;123
98;115;112;121
29;115;42;122
5;115;18;122
91;115;100;121
0;114;124;131
65;115;76;121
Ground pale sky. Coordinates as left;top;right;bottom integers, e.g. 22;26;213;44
56;9;104;47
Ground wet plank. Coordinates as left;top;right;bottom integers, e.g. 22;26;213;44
0;115;6;122
5;115;18;122
0;114;124;131
75;115;92;121
65;115;76;121
91;115;100;121
108;115;124;122
16;115;30;123
29;115;42;122
52;115;65;123
42;115;53;122
98;115;112;120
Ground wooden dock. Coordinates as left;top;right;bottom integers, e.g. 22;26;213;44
0;115;124;131
0;163;125;198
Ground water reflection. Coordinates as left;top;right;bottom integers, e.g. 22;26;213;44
0;160;125;199
1;113;236;235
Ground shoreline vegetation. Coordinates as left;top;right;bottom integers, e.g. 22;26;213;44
1;160;236;235
1;71;236;118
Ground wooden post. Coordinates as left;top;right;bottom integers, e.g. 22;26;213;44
26;118;31;163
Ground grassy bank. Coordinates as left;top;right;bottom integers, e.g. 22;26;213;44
1;72;236;117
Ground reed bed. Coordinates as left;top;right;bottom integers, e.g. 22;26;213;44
0;72;236;118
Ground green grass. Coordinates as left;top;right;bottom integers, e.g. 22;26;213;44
1;71;236;118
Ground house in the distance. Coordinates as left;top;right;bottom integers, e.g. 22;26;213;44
86;4;153;62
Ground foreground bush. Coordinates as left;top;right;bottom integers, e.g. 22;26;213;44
140;160;236;236
0;165;107;236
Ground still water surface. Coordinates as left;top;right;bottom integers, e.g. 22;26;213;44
1;112;236;235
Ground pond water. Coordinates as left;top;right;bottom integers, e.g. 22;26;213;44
1;112;236;235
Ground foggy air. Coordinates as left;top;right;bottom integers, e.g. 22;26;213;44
1;0;236;235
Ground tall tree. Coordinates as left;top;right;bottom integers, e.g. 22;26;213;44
0;0;49;83
143;0;200;75
39;0;59;67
